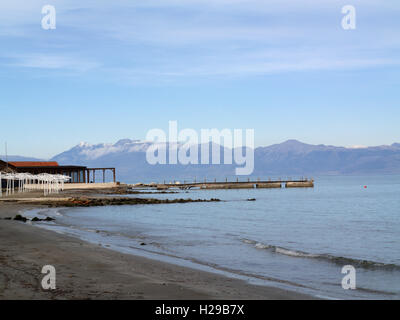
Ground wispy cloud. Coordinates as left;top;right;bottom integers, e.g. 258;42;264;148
5;54;101;72
0;0;399;83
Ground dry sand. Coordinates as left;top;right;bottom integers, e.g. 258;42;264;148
0;195;314;300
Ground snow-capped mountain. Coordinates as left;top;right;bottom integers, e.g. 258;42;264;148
53;139;153;163
49;139;400;183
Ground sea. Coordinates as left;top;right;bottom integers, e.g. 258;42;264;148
23;175;400;299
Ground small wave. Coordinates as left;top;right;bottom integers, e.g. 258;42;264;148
355;286;397;296
275;247;319;258
242;239;400;271
83;228;98;233
255;242;270;249
243;239;257;245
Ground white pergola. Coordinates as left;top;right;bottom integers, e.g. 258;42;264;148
0;172;71;197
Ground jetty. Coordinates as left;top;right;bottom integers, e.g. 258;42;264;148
133;178;314;190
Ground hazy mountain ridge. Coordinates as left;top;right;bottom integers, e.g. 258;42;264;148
0;155;43;162
49;139;400;182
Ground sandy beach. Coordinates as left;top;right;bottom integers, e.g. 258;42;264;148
0;189;314;300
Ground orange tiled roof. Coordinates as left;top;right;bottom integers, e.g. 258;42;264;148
8;161;59;167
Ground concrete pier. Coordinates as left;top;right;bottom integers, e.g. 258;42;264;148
285;181;314;188
201;183;255;189
256;182;282;189
133;178;314;190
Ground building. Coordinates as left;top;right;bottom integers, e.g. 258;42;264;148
0;160;116;183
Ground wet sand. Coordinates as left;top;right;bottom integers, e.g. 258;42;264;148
0;192;314;300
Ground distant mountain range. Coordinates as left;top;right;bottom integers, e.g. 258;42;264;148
47;139;400;183
2;140;399;182
0;155;43;162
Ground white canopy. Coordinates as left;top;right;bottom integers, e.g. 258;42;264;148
0;172;71;196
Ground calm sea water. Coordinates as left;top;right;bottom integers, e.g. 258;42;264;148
25;175;400;299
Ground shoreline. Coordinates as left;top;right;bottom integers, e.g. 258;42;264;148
0;198;315;300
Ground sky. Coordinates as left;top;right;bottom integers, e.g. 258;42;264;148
0;0;399;158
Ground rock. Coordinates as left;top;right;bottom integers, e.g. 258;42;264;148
140;242;146;246
13;215;27;222
31;217;41;222
247;198;256;201
34;196;222;208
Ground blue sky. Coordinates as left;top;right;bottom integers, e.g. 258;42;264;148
0;0;399;158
